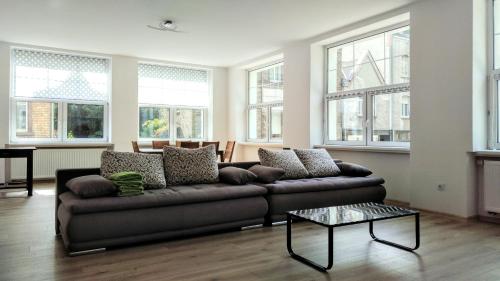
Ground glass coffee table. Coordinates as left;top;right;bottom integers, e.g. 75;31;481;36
286;202;420;271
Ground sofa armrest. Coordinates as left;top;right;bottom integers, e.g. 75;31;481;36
55;168;100;235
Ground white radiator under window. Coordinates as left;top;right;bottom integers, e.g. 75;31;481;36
483;160;500;214
10;148;106;180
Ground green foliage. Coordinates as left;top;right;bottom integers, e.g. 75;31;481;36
141;118;169;138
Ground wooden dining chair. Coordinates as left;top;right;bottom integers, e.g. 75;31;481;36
131;141;140;153
152;140;170;149
201;141;220;151
180;141;200;149
202;141;221;161
222;141;236;162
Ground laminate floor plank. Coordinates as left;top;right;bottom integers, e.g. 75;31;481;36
1;185;499;281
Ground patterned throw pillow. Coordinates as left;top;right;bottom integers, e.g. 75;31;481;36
163;145;219;185
258;148;309;179
293;148;341;177
100;151;166;189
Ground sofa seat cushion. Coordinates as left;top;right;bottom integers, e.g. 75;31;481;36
59;183;267;214
261;176;385;194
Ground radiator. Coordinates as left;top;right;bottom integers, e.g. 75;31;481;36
483;160;500;214
10;148;106;179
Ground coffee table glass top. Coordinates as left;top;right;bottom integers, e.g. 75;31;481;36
287;202;418;227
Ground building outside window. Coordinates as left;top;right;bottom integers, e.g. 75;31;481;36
247;62;283;142
16;101;28;133
325;25;410;146
10;48;110;143
401;96;410;118
138;63;210;141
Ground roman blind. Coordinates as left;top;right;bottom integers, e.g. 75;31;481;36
138;63;209;107
12;49;110;101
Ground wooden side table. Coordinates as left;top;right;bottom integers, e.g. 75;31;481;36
0;147;37;196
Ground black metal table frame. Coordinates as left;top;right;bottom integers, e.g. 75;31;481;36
286;211;420;272
0;148;35;196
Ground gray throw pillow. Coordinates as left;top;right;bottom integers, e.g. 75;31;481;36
293;148;341;177
163;145;219;185
101;151;166;189
257;148;309;179
338;162;372;177
248;164;285;183
219;167;257;185
66;175;116;198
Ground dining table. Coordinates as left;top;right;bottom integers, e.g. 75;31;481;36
139;148;225;161
0;146;37;196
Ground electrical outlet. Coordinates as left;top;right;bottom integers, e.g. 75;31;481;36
437;184;446;191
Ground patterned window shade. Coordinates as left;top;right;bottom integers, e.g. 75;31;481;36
138;63;209;107
12;49;110;101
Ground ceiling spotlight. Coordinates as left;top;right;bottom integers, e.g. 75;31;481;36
162;20;177;31
147;20;182;33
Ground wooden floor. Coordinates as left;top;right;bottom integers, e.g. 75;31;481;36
1;185;500;281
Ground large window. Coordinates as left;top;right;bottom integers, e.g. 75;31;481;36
247;62;283;142
10;49;110;143
490;0;500;148
138;63;209;141
325;25;410;146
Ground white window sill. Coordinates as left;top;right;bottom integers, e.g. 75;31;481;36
471;150;500;157
315;144;410;154
239;142;284;148
7;143;114;149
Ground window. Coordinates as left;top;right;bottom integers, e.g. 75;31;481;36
138;63;209;141
490;0;500;148
10;49;110;142
325;25;410;146
401;95;410;118
247;62;283;142
16;102;28;133
139;107;170;139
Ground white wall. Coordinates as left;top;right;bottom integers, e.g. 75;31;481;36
226;67;247;161
226;0;486;217
409;0;477;217
329;151;411;202
111;55;139;152
212;67;229;147
282;43;311;149
0;43;10;182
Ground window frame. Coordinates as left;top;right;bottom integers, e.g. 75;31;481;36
401;96;410;119
489;0;500;149
138;104;208;142
9;47;112;144
246;61;284;143
137;62;211;142
323;22;410;148
15;101;28;133
10;97;110;143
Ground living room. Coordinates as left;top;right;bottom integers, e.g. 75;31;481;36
1;0;499;280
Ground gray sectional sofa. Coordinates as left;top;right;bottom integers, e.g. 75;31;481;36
55;161;386;255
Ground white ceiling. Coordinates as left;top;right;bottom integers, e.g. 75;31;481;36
0;0;417;67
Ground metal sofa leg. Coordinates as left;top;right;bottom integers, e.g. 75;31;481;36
68;248;106;257
263;215;273;226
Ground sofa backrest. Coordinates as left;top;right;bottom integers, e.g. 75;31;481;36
217;161;260;170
